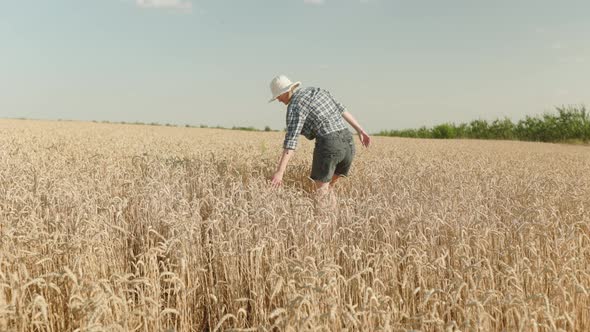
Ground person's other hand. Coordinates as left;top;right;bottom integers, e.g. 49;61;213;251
358;130;371;147
270;171;284;188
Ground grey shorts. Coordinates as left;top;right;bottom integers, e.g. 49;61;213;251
310;129;356;183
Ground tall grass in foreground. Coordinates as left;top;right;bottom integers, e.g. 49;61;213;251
378;105;590;143
1;119;589;331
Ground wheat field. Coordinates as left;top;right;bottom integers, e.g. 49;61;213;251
0;119;589;331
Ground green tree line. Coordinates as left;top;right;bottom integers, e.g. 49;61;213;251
377;105;590;143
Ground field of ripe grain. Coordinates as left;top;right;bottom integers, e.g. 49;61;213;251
1;119;589;331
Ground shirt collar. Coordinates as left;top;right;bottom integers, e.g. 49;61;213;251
287;88;303;110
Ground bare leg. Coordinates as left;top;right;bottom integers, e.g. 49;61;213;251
314;180;331;196
314;180;337;215
329;175;341;212
329;174;341;188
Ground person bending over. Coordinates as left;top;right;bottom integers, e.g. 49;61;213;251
268;75;371;203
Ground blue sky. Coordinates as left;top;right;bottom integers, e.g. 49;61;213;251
1;0;588;132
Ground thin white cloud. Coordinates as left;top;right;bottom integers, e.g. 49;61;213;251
551;42;563;50
555;89;570;97
534;27;546;34
136;0;192;10
304;0;325;5
558;55;586;64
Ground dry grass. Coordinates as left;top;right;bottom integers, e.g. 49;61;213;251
1;119;589;331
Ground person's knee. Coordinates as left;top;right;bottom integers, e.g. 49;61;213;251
313;180;337;213
329;175;340;186
314;180;330;193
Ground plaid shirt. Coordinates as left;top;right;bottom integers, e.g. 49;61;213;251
283;87;348;150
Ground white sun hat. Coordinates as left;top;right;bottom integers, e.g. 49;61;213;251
268;75;301;103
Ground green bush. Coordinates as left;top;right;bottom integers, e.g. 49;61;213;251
378;105;588;143
432;123;456;139
232;126;258;131
489;118;515;140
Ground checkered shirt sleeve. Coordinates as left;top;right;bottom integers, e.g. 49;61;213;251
283;91;310;150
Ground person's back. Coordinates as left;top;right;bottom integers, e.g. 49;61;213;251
284;86;349;149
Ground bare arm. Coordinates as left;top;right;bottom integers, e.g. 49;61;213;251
342;111;371;147
271;149;294;187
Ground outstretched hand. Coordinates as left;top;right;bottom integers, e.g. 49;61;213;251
270;171;284;188
358;130;371;148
